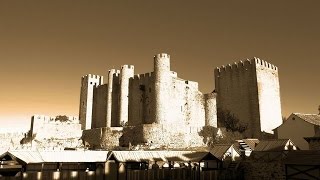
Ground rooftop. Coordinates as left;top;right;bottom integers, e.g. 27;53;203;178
254;139;298;151
293;113;320;126
107;151;219;163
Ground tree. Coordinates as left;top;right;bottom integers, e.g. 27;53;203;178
198;126;245;147
55;115;69;122
217;109;247;133
20;130;36;144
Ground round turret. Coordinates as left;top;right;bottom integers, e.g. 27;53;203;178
154;53;170;78
153;53;171;124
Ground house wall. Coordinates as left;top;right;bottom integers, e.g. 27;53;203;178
276;114;316;150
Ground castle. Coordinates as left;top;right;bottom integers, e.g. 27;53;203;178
79;53;282;149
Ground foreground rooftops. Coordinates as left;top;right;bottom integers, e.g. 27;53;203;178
108;151;219;163
0;150;220;164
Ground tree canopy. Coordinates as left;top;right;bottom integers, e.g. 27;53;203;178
55;115;69;122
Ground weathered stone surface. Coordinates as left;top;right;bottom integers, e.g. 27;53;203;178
120;124;205;149
82;127;123;149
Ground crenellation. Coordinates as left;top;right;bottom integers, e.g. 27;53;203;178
154;53;170;59
226;64;232;72
215;67;221;74
121;64;134;69
232;62;238;69
134;74;140;79
253;58;278;71
144;72;152;78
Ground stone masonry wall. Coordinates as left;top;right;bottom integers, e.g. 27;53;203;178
215;58;274;138
120;124;204;149
92;84;108;129
82;127;123;149
34;122;82;140
205;92;217;127
255;59;282;134
129;72;155;125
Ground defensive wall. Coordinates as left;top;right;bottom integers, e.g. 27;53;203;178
29;115;82;149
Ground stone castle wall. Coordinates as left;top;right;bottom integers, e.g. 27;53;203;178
31;115;82;140
120;124;204;149
129;72;155;125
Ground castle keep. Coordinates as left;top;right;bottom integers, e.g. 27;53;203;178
215;58;282;137
79;53;282;148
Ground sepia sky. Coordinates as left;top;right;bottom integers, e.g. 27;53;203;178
1;0;319;130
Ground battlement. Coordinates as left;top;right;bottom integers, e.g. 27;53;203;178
82;74;104;85
132;72;153;80
121;65;134;69
253;57;278;70
32;114;54;123
32;114;79;124
215;57;278;75
154;53;170;59
82;74;101;79
109;69;121;77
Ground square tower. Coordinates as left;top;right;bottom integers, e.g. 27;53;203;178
79;74;103;130
214;58;282;138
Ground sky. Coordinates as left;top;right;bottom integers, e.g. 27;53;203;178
0;0;319;131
